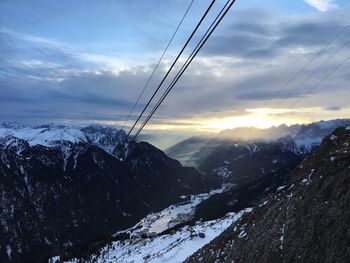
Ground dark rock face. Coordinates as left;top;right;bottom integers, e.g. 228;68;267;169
0;130;218;263
183;138;306;221
186;126;350;263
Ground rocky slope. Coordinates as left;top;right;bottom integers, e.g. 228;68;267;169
167;119;350;170
186;125;350;263
0;124;218;263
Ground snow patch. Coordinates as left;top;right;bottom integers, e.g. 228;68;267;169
114;186;229;237
301;169;315;186
6;245;12;260
330;135;337;141
48;256;60;263
279;224;285;250
259;200;268;207
238;229;247;238
277;185;286;192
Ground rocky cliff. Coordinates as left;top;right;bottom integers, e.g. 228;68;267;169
186;125;350;263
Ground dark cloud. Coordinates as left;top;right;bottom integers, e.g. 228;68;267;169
275;21;346;48
229;22;274;36
204;34;275;58
235;90;300;101
325;105;343;111
202;15;349;59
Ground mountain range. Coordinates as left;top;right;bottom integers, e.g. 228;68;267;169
1;119;349;263
186;125;350;263
49;123;350;263
0;123;218;263
166;119;350;221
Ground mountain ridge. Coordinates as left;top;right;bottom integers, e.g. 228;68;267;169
185;125;350;263
0;124;218;263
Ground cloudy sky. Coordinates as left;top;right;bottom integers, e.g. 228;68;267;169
1;0;349;140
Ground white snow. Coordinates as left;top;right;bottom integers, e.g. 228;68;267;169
0;123;127;158
259;200;268;207
60;209;251;263
48;256;60;263
279;224;285;250
238;229;247;238
114;186;229;237
346;125;350;131
301;169;315;186
277;185;286;192
330;135;337;141
0;125;86;147
6;245;12;260
212;166;232;178
244;142;258;153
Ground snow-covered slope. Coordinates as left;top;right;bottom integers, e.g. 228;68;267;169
0;123;127;158
0;123;86;146
113;186;230;239
51;209;252;263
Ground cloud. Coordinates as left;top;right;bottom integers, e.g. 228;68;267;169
203;18;348;59
0;7;349;133
325;105;342;111
304;0;338;12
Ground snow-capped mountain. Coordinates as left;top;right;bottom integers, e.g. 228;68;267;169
166;119;350;182
0;123;127;159
165;119;350;221
167;119;350;167
0;123;219;263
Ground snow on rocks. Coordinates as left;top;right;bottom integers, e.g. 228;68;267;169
279;224;286;250
212;166;232;178
330;135;338;141
300;169;315;186
277;185;287;192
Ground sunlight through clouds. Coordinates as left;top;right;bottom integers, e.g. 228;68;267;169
304;0;338;12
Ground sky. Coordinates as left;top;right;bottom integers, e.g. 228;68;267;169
0;0;350;143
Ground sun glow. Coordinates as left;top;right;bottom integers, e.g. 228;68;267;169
197;108;310;131
204;115;282;130
127;107;349;134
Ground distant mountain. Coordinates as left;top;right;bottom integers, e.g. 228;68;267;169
186;125;350;263
166;119;350;220
166;119;350;168
0;124;218;263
